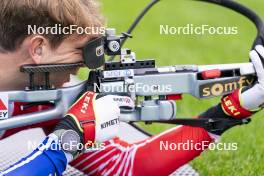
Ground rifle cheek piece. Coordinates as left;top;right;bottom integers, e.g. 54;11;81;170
82;37;105;69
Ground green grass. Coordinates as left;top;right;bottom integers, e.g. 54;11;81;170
81;0;264;175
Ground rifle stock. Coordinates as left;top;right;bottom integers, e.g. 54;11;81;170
0;62;256;131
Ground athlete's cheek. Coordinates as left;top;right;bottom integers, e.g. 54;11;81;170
47;53;83;64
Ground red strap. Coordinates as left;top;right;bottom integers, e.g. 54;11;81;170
83;123;96;145
221;89;252;119
67;91;96;143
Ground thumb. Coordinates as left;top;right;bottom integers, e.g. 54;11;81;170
250;49;264;85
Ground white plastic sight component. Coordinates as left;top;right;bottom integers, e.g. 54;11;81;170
105;28;116;36
121;49;136;64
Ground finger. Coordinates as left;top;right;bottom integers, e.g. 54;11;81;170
255;45;264;60
250;50;264;84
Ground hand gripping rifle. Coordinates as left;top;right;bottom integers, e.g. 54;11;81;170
0;0;263;134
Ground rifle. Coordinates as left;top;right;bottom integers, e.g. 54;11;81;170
0;0;263;132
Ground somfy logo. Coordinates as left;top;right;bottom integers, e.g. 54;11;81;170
199;76;254;98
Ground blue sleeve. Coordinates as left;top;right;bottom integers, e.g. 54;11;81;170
0;135;68;176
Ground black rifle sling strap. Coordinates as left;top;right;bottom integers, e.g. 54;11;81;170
148;118;251;135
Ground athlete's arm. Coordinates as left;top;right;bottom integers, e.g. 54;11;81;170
1;93;133;176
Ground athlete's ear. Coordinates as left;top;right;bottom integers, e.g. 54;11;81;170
28;35;50;64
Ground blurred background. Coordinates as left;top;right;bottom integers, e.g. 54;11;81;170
79;0;264;175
